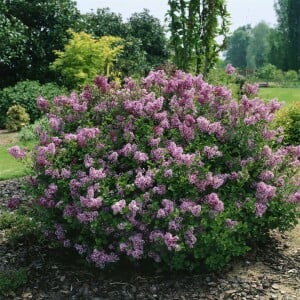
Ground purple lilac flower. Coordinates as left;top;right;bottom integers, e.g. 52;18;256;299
54;224;65;241
179;123;195;141
288;191;300;204
163;168;173;178
134;151;149;162
203;145;222;159
111;199;126;214
184;228;197;248
37;96;50;112
128;200;140;217
63;204;78;217
60;168;71;179
127;234;145;259
49;116;62;132
134;170;154;190
84;154;94;168
108;151;119;162
225;64;236;75
197;116;210;132
242;83;259;96
89;167;106;180
8;146;27;159
151;148;165;161
90;250;119;268
206;193;224;212
149;230;164;242
164;232;180;251
152;184;166;195
225;219;238;229
94;76;109;93
180;200;201;216
74;244;87;255
76;128;100;147
157;199;174;218
259;170;274;181
77;211;98;223
168;217;183;231
255;203;267;217
80;186;102;209
44;183;58;198
148;137;161;147
255;181;276;203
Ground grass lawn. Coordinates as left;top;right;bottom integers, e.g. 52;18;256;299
258;87;300;106
0;132;34;181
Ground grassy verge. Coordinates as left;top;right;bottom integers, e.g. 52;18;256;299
258;87;300;106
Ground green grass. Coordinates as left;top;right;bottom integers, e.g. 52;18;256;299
258;87;300;106
0;141;34;181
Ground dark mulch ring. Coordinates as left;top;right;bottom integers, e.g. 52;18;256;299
0;179;299;300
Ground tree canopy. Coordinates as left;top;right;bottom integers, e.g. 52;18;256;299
0;0;82;87
225;25;251;69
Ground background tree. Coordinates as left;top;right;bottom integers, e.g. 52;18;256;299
273;0;300;71
246;22;271;70
167;0;230;75
1;0;82;86
83;8;127;38
82;7;160;77
225;25;251;69
51;31;123;89
0;6;28;88
116;37;148;78
127;9;169;72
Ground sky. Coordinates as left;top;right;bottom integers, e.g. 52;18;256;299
76;0;277;32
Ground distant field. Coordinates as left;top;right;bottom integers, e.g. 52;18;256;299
258;87;300;106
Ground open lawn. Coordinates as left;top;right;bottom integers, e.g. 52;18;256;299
0;131;33;181
258;87;300;106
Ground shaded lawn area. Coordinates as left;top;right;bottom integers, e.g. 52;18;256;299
258;87;300;106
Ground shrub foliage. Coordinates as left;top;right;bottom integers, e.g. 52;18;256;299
0;81;66;128
273;102;300;146
5;104;30;131
12;70;300;271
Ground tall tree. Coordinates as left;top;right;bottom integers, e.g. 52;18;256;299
274;0;300;70
1;0;82;86
127;9;169;72
167;0;230;76
246;22;271;70
83;8;127;38
0;4;28;88
225;25;251;69
82;8;165;77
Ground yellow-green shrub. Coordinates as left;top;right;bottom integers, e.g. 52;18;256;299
273;103;300;145
5;105;30;131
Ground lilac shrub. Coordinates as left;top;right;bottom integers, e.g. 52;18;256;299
11;70;300;271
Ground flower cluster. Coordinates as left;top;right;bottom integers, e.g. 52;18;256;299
13;67;300;271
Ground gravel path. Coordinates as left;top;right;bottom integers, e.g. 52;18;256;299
0;179;299;300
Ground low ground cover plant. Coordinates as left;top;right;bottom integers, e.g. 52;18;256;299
9;69;300;271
